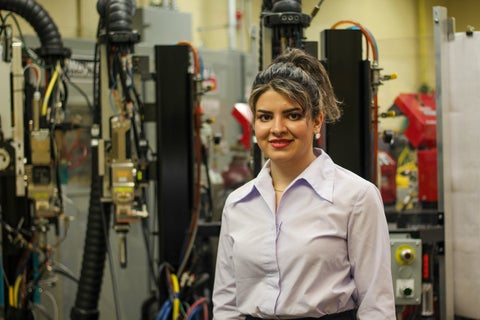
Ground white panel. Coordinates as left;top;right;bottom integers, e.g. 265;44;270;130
0;44;12;140
446;31;480;319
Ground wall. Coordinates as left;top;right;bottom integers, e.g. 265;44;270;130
9;0;474;132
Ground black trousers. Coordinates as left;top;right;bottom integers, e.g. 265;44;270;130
245;309;357;320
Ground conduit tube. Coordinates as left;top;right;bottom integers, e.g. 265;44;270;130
0;0;70;59
71;1;136;319
70;149;109;320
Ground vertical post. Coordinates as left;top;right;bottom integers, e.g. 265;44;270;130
433;6;453;320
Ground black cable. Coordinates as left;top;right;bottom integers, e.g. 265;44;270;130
60;77;69;110
129;75;146;135
114;53;146;161
50;123;64;215
63;74;94;112
100;204;122;320
114;52;133;105
92;40;101;125
130;112;142;152
128;70;148;160
52;267;79;284
201;144;213;220
70;148;108;320
141;217;160;292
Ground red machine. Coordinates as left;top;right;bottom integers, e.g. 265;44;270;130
393;93;438;204
379;150;397;205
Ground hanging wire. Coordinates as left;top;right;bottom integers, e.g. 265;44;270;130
175;41;203;278
170;274;180;320
30;300;54;320
23;61;42;91
42;61;62;116
184;297;208;320
2;12;49;68
63;73;94;111
39;289;59;320
141;217;160;292
100;205;123;320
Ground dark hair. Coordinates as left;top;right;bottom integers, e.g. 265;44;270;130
249;48;341;123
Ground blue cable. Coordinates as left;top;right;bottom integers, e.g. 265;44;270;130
155;300;172;320
186;305;203;320
347;26;379;61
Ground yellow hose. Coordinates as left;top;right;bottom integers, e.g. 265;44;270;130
8;286;14;307
170;274;180;320
41;61;61;116
12;275;22;307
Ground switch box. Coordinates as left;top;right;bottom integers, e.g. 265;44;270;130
390;234;422;305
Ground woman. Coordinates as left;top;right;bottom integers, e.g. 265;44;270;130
212;48;395;319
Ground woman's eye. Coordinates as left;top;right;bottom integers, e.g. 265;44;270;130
288;113;303;120
257;114;272;121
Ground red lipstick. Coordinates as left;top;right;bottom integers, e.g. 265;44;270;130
269;138;292;148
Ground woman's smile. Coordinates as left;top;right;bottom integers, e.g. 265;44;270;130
269;138;293;149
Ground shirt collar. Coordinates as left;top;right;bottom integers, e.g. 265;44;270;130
229;148;335;204
299;148;335;203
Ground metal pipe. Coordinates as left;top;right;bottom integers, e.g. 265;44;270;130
228;0;237;50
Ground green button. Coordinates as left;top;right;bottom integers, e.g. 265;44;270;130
403;288;413;296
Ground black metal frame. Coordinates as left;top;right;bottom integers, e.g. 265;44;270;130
154;45;194;269
321;29;373;181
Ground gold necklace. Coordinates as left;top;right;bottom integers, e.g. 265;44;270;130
274;188;285;192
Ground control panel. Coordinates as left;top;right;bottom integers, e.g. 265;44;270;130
390;234;422;305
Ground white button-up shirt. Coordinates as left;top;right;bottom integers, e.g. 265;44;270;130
213;149;395;319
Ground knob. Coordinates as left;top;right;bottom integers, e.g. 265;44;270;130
400;248;414;263
395;244;417;265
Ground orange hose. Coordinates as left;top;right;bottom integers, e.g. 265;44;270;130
176;41;203;275
177;40;202;231
177;41;200;74
373;93;379;185
331;20;377;62
185;297;208;319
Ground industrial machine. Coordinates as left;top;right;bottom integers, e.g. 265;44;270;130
0;1;72;319
392;92;438;208
384;92;443;319
69;1;155;319
1;1;166;319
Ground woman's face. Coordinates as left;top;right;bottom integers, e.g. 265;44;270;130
254;89;323;170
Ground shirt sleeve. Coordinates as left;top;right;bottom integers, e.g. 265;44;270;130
212;207;243;320
348;183;396;320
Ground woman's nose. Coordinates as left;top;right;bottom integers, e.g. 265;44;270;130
270;117;286;134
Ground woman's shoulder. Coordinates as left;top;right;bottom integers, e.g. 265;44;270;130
317;149;375;190
333;163;378;193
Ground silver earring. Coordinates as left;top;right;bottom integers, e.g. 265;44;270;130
315;133;321;139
